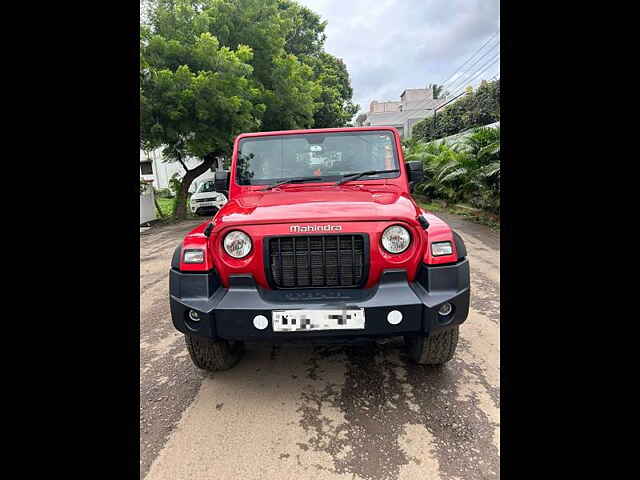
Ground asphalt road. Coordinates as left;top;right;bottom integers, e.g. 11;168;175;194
140;214;500;480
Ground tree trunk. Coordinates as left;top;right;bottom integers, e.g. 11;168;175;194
173;154;218;220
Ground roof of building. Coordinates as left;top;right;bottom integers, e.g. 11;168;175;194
400;88;428;97
365;106;438;126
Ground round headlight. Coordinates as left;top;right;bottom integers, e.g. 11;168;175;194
381;225;411;254
223;230;252;258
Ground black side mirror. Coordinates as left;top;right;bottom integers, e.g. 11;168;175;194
214;170;229;195
406;161;424;192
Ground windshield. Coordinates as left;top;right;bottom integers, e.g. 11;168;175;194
236;130;399;185
197;181;216;193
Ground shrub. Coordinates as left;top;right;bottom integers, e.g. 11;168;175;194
412;80;500;142
407;126;500;214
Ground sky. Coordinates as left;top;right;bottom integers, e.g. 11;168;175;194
297;0;500;115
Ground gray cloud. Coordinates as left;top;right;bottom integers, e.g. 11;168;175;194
298;0;500;115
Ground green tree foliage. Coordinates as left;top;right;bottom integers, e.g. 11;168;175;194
277;1;358;126
412;80;500;142
427;83;444;99
141;0;359;218
405;127;500;213
279;0;326;57
307;52;359;127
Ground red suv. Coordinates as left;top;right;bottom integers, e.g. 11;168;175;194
169;127;470;371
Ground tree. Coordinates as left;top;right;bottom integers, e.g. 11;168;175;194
278;0;326;57
427;83;444;100
187;0;321;131
141;9;265;218
141;0;359;218
278;1;358;127
307;52;359;127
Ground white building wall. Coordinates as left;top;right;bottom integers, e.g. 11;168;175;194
139;186;157;225
140;148;223;193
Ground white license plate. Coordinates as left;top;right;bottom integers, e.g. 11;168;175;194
272;309;365;332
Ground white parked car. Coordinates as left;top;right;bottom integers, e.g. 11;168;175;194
189;180;227;216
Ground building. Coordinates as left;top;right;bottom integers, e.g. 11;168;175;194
140;148;224;193
362;87;445;138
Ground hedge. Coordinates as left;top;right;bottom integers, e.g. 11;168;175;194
412;80;500;142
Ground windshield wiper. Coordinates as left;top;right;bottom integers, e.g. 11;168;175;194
335;169;399;185
260;176;326;191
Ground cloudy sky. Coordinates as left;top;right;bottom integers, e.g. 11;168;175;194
298;0;500;115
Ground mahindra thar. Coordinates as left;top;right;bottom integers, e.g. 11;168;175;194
169;127;470;371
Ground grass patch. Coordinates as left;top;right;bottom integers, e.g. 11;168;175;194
154;195;201;223
156;197;176;218
416;196;500;231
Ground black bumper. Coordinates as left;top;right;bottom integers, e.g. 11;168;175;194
169;260;470;341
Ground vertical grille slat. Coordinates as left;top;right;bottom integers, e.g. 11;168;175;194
268;234;367;289
336;236;341;286
322;236;327;287
293;237;297;287
351;236;356;284
277;238;283;285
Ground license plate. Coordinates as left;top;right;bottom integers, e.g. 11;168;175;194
272;309;365;332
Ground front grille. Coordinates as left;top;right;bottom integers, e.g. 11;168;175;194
267;234;367;289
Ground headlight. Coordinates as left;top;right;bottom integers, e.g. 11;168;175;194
223;230;252;258
381;225;411;253
183;249;205;263
431;241;453;256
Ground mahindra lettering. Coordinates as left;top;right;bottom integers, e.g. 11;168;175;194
169;127;470;371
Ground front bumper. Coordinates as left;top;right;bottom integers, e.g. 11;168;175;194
189;200;225;213
169;259;470;342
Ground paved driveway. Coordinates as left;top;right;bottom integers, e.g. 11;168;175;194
140;215;500;479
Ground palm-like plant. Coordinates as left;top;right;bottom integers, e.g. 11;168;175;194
405;126;500;212
408;141;464;203
427;83;445;100
459;127;500;211
464;127;500;179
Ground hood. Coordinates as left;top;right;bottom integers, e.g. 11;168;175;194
214;185;421;227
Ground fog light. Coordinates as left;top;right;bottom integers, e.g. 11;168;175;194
188;310;201;322
438;302;453;316
253;315;268;330
387;310;403;325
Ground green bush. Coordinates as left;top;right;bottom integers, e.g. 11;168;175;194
412;80;500;142
406;126;500;214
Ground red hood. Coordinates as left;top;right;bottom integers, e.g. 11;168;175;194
213;185;422;228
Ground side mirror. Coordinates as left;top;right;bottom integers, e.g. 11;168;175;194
406;161;424;189
214;170;229;195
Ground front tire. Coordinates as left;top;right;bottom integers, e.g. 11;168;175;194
185;334;243;371
405;327;459;365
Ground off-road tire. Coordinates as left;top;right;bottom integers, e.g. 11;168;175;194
184;334;243;371
405;327;459;365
